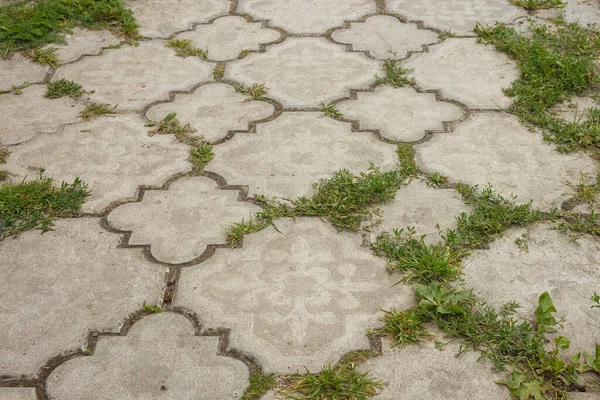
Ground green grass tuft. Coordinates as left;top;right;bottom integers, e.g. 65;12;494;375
142;301;163;314
147;112;197;137
510;0;564;10
320;103;342;119
241;371;277;400
79;103;116;120
0;169;88;238
188;143;214;174
45;79;84;99
25;46;58;66
234;83;269;101
375;59;413;88
166;39;208;59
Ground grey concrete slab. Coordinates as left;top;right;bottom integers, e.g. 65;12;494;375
565;0;600;31
49;28;121;64
415;112;597;211
53;41;214;111
46;313;249;400
337;85;464;142
0;54;48;92
3;114;191;214
107;175;261;264
146;83;275;143
209;111;398;199
0;219;164;378
0;388;37;400
174;218;416;374
225;38;381;108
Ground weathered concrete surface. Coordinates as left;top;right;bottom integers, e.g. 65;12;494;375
0;219;164;378
107;175;261;264
53;41;214;110
209;112;398;199
550;96;599;123
0;388;37;400
337;85;464;142
359;340;511;399
174;16;281;61
463;223;600;356
0;85;82;146
225;38;381;108
3;114;191;213
50;28;121;64
415;112;597;210
565;0;600;31
146;83;275;143
367;179;471;243
404;39;519;109
331;16;439;60
47;313;249;400
386;0;526;36
126;0;230;38
237;0;375;34
174;218;416;374
0;54;48;92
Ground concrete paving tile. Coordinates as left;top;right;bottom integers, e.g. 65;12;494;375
225;38;381;108
462;222;600;356
550;96;599;123
0;218;165;378
0;388;37;400
386;0;526;36
126;0;230;38
46;313;249;400
0;53;48;92
53;41;214;111
359;340;511;399
209;111;398;199
336;85;464;142
174;218;416;374
403;38;520;109
146;83;275;143
2;114;191;214
0;85;82;146
107;175;262;264
367;179;471;243
237;0;376;34
415;112;597;211
331;15;439;60
565;0;600;31
46;27;121;64
174;16;281;61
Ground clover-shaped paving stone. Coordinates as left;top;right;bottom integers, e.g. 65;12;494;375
0;54;48;92
126;0;230;38
0;85;82;146
225;38;381;108
3;114;191;213
146;83;275;143
107;175;261;264
337;85;464;142
415;113;597;211
0;219;164;378
47;27;121;64
174;218;416;373
238;0;375;34
331;15;439;60
403;38;520;109
463;223;600;357
209;111;398;199
53;41;214;111
173;16;281;61
387;0;526;36
47;313;249;400
359;340;510;399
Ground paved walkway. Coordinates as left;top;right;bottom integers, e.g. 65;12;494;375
1;0;599;399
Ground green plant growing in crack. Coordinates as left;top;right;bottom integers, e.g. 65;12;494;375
320;103;342;119
239;49;250;58
375;59;413;88
25;47;58;67
147;112;197;137
166;39;208;59
213;65;225;80
510;0;564;10
45;79;85;99
240;371;277;400
476;20;600;159
188;143;214;174
0;146;9;182
438;30;457;39
592;293;600;310
79;103;116;120
234;83;269;101
426;172;448;188
141;301;163;314
0;168;88;238
0;0;138;58
281;363;382;400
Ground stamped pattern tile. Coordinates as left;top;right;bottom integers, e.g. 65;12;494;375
146;83;275;143
174;218;416;373
107;175;261;264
